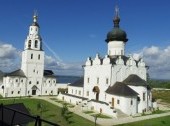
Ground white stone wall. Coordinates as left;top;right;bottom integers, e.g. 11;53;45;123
129;85;152;113
106;94;137;115
68;86;83;97
107;41;125;56
83;54;147;102
58;93;83;105
2;76;27;97
41;77;58;95
21;50;44;77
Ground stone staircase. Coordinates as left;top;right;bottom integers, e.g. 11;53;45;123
115;109;128;118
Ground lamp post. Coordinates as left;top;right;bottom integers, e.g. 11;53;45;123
94;113;101;126
94;114;97;126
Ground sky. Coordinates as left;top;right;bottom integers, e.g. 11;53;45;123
0;0;170;79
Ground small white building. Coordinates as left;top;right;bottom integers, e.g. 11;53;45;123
58;6;155;117
0;14;58;97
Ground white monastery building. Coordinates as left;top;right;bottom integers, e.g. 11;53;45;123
0;14;58;97
58;7;156;117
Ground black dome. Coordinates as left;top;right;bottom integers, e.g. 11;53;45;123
105;27;128;42
105;9;128;43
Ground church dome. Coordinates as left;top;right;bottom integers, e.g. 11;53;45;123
106;27;127;42
105;7;128;43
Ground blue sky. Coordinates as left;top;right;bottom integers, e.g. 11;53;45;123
0;0;170;79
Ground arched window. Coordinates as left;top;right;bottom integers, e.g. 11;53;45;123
28;40;31;48
35;40;38;48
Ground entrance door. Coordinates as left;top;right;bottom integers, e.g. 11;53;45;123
32;90;36;95
112;98;114;107
93;86;100;101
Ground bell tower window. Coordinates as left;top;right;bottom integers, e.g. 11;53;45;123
35;40;38;48
28;40;31;48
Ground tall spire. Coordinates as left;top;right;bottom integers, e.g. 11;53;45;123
31;10;39;27
33;10;38;23
113;5;120;28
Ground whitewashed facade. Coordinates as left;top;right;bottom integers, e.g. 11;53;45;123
0;14;58;97
58;7;155;117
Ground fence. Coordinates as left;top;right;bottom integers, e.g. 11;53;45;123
0;104;60;126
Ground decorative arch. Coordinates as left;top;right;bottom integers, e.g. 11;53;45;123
35;40;38;48
31;85;38;95
92;86;100;101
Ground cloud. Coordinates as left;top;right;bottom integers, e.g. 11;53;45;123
0;43;20;72
44;55;83;76
133;46;170;79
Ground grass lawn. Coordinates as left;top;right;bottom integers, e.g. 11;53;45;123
0;98;97;126
116;115;170;126
83;110;95;114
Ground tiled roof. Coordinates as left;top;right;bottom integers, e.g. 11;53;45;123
5;69;26;77
123;74;148;86
69;77;84;87
106;82;138;96
44;70;56;78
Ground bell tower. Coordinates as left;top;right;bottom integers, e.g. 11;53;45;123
21;13;44;79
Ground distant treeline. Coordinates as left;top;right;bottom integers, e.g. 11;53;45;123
148;79;170;89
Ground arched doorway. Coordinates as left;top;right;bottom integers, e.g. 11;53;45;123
92;86;100;101
31;85;38;95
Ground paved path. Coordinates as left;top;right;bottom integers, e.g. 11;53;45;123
33;96;170;126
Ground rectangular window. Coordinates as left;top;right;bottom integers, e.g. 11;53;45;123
16;79;18;82
106;78;109;84
121;50;123;55
72;89;73;94
75;90;77;94
131;100;133;105
86;91;89;96
38;54;40;60
79;91;81;95
87;77;90;83
117;99;120;104
143;93;146;101
31;54;33;59
97;77;99;84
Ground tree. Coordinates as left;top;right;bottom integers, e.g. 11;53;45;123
61;103;73;124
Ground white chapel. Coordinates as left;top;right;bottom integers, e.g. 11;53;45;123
58;6;156;117
0;14;58;97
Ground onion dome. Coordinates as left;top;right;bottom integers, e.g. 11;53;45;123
105;6;128;43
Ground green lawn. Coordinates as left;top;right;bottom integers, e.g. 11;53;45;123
116;115;170;126
0;98;96;126
83;110;95;114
